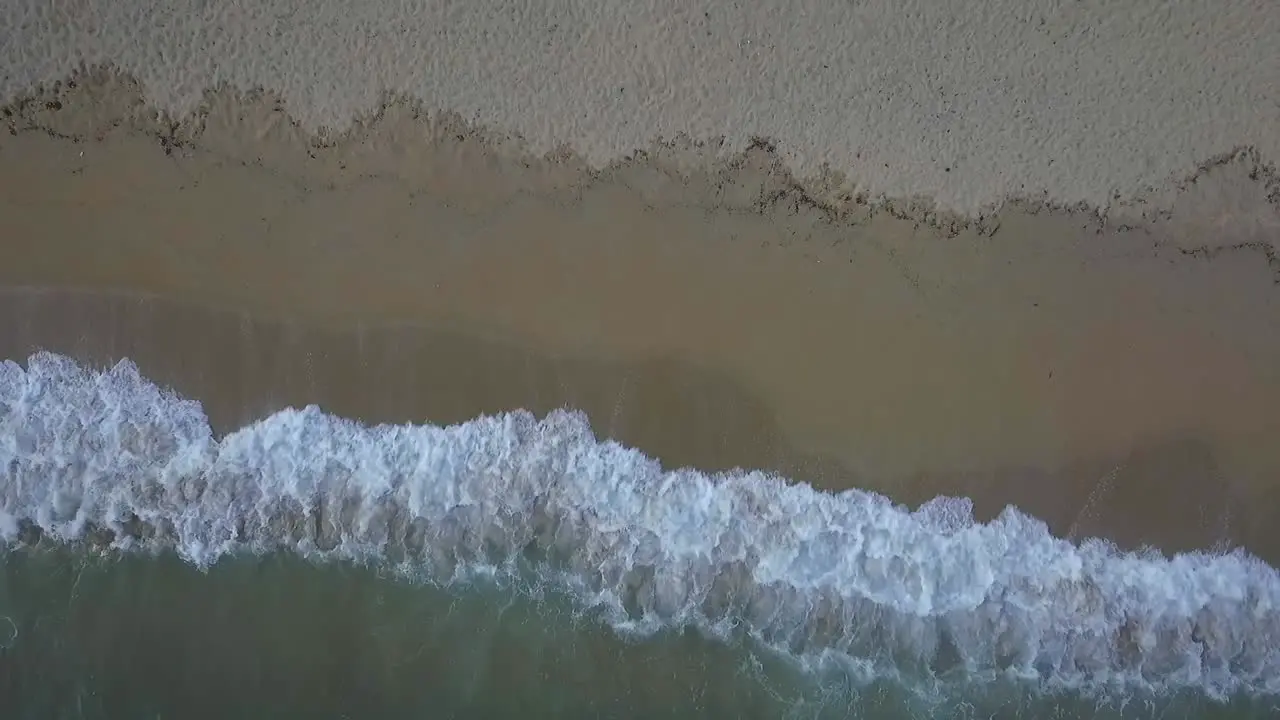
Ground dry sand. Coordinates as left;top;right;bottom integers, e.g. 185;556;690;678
1;1;1279;560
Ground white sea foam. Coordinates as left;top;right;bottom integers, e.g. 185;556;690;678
1;351;1278;700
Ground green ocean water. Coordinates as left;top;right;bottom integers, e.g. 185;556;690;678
0;546;1271;720
0;546;852;719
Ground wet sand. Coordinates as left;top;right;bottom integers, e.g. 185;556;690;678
3;74;1280;563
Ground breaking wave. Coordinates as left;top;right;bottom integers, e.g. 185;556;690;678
1;351;1278;703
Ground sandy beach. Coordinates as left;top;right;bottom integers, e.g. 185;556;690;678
3;73;1280;559
2;1;1279;716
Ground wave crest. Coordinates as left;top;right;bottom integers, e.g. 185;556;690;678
2;351;1278;699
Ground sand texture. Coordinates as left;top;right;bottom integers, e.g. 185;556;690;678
4;0;1279;216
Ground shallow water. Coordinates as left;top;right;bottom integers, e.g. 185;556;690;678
0;548;833;719
2;352;1279;718
1;549;1275;719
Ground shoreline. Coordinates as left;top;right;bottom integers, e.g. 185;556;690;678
2;72;1280;563
2;285;1275;564
6;66;1279;244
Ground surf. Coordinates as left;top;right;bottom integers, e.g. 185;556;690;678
2;351;1278;705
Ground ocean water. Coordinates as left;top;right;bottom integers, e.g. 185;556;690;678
1;351;1278;719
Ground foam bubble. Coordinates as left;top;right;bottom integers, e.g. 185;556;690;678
1;351;1278;700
